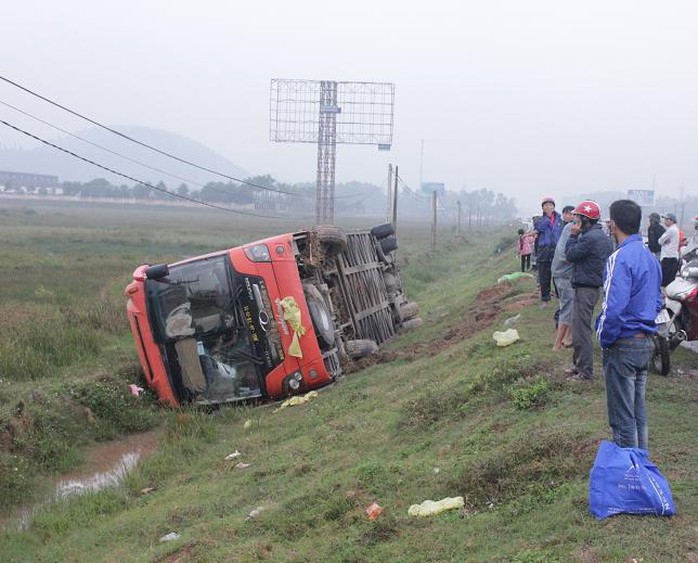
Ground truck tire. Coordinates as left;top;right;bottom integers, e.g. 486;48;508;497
370;223;395;240
313;225;347;257
380;236;398;254
401;318;423;331
400;301;420;321
345;339;378;359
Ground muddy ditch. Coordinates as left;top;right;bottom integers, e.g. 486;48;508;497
0;429;161;529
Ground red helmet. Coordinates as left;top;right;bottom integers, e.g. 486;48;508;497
573;200;601;220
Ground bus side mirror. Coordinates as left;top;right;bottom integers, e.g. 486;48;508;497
145;264;169;280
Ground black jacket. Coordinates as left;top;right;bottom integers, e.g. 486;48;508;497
565;223;613;288
647;222;665;253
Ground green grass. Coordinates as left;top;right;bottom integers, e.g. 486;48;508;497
0;200;696;561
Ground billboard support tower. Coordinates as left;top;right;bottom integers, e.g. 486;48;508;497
270;79;395;224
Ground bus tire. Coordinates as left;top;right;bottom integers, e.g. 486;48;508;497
345;339;378;359
370;223;395;240
313;225;347;257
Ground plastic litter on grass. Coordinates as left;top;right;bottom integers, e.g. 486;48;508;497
492;328;520;346
408;496;464;517
274;390;319;412
365;502;383;520
497;272;534;284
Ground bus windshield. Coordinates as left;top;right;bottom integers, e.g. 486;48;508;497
145;256;263;404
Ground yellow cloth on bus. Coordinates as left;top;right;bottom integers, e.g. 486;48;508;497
280;296;306;358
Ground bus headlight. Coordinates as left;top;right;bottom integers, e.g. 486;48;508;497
244;244;271;262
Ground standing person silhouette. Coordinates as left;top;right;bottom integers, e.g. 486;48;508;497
565;200;613;381
597;199;662;449
534;196;563;307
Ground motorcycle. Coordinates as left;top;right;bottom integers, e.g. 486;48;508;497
651;255;698;375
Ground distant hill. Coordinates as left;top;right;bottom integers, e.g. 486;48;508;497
0;125;247;187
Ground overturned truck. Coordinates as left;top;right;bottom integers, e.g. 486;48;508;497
125;224;420;407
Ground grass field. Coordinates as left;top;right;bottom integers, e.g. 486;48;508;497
0;198;696;562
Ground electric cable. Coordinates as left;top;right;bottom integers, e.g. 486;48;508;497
0;118;292;219
0;74;297;195
0;98;315;203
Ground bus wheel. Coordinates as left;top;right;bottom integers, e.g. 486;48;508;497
313;225;347;257
345;339;378;359
399;301;420;321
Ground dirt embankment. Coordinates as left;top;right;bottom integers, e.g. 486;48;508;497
348;283;537;370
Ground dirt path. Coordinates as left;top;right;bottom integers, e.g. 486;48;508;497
349;283;536;370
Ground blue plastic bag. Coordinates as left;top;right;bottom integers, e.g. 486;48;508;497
589;440;676;520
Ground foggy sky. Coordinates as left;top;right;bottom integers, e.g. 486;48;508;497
3;0;697;214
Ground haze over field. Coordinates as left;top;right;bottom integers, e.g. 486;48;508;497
2;0;698;214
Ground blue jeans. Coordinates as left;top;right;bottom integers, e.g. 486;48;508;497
602;337;652;450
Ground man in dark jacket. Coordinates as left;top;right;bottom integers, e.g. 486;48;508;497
534;196;563;306
646;212;665;260
565;200;614;380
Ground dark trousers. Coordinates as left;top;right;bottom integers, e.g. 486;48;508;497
661;257;679;287
520;254;531;272
538;260;552;301
572;286;600;378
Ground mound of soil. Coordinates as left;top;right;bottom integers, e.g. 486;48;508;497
348;282;518;370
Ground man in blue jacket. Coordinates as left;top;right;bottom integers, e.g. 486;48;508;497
596;199;662;450
565;200;613;380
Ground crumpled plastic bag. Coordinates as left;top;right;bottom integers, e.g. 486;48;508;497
280;296;306;358
503;313;521;326
408;496;464;517
497;272;534;284
493;328;520;346
365;502;382;520
274;390;319;412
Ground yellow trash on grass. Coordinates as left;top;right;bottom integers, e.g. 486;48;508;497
492;328;520;347
408;496;465;517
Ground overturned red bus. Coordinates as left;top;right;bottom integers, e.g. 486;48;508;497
125;224;420;407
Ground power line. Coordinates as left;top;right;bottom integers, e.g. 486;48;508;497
0;98;314;202
0;74;297;196
397;174;428;201
0;118;290;219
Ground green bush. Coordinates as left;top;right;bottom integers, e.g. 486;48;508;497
71;376;159;440
0;451;34;509
509;378;551;410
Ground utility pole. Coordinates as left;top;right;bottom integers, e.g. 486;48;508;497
392;165;399;232
679;184;686;227
431;190;437;249
387;164;393;223
419;139;424;191
456;200;462;238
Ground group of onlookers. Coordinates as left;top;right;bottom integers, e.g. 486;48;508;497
514;197;694;453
